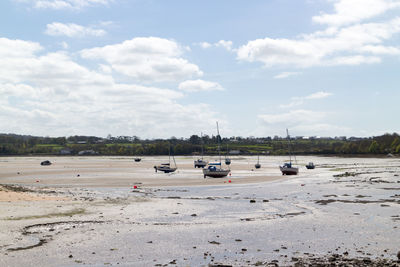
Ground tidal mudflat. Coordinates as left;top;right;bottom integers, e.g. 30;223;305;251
0;156;399;266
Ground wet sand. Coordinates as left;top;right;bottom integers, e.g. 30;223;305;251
0;185;68;202
0;156;282;188
0;156;399;266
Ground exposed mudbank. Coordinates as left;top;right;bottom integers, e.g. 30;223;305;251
1;156;399;266
7;239;47;251
22;220;106;235
271;253;400;266
315;198;400;205
6;220;106;252
5;208;86;220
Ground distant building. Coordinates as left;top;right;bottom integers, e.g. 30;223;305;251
348;137;363;141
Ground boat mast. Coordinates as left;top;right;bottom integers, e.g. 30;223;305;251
216;121;221;165
201;132;204;160
172;152;177;168
286;128;292;164
168;142;171;165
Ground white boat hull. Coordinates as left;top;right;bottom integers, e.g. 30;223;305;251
203;168;230;178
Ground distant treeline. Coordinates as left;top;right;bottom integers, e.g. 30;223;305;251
0;133;399;156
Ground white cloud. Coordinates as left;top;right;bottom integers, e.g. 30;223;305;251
197;40;234;51
215;40;233;51
45;22;106;37
81;37;203;82
237;12;400;68
0;40;113;87
359;45;400;55
305;91;333;100
312;0;400;26
256;109;352;136
327;55;381;65
259;109;327;126
15;0;112;10
280;91;333;108
98;64;112;74
0;37;220;138
60;41;69;49
199;42;212;49
0;37;42;58
291;123;352;136
178;79;224;92
273;72;301;79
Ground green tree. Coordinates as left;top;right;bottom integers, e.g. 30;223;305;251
391;137;400;152
368;140;380;154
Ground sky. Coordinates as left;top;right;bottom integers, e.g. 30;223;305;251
0;0;399;139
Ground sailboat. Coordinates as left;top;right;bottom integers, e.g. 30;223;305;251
255;154;261;169
203;122;230;178
194;133;208;168
280;129;299;175
154;143;177;173
225;144;231;165
306;162;315;169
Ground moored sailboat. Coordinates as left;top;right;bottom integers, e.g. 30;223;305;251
194;133;208;168
203;122;230;178
154;144;177;173
255;154;261;169
280;129;299;175
225;144;231;165
306;162;315;169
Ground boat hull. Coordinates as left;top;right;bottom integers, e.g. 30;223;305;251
305;162;315;169
203;168;230;178
41;160;51;166
194;160;207;168
154;166;177;173
280;166;298;175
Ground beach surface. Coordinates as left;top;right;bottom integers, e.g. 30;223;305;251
0;155;399;266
